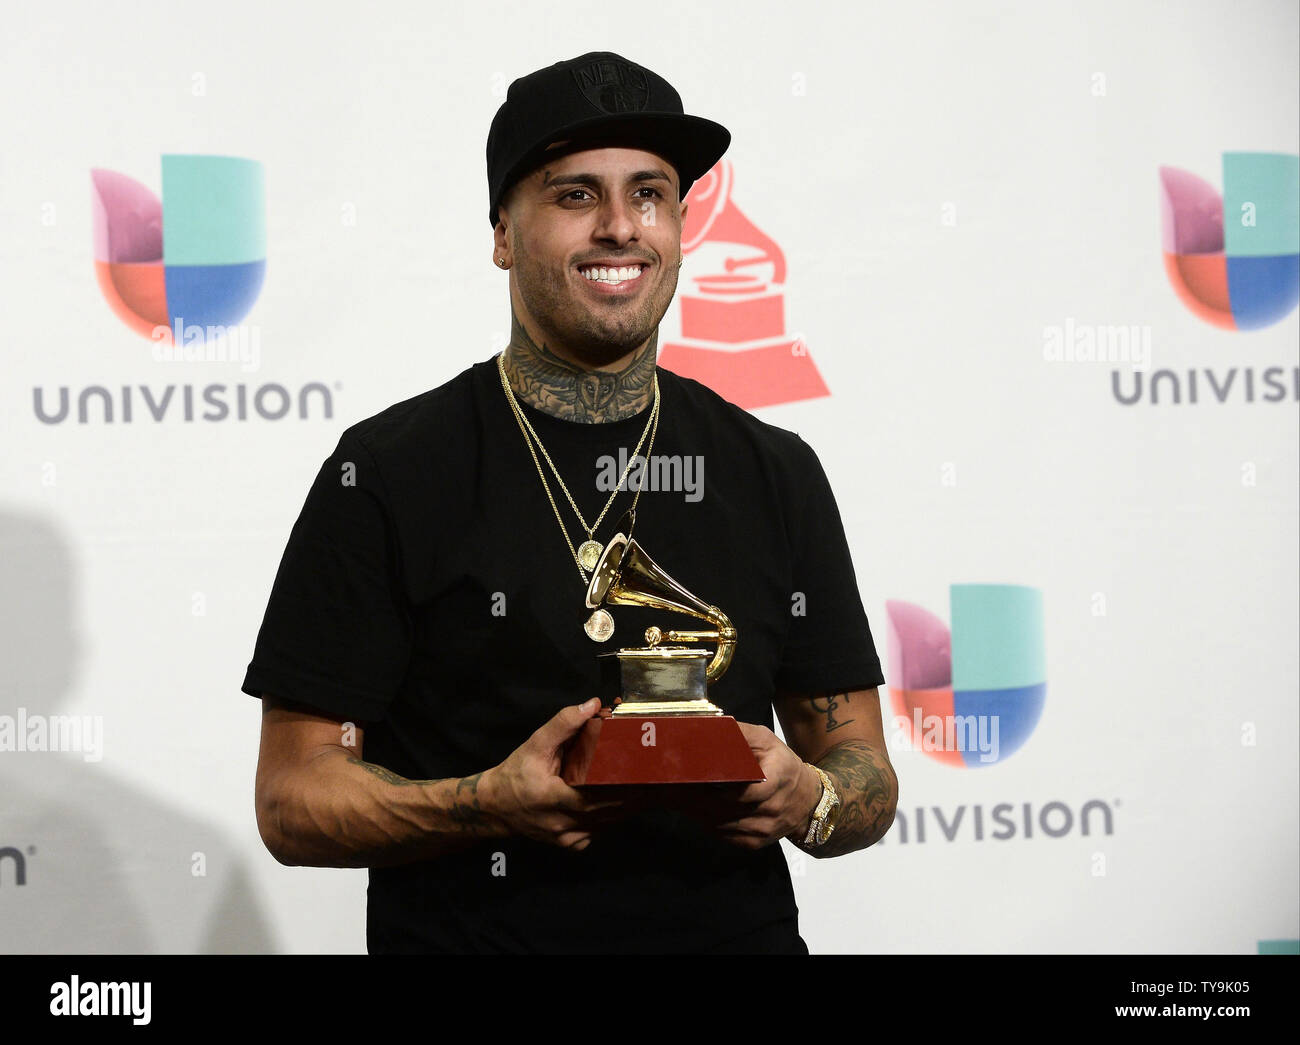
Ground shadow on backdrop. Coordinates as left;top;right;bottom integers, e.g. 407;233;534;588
0;507;276;952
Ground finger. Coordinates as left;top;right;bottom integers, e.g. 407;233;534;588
531;698;602;754
716;828;768;849
577;800;626;816
715;814;775;835
736;722;776;749
548;778;621;811
570;794;628;819
556;829;592;851
732;781;775;805
555;780;624;807
579;805;630;828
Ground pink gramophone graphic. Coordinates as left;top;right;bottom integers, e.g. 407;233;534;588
659;161;830;410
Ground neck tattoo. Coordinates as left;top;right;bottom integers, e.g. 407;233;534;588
502;311;657;423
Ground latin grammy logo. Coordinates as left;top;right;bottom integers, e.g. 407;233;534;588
659;160;831;410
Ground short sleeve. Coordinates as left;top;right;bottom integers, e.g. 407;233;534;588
773;438;886;695
240;430;412;722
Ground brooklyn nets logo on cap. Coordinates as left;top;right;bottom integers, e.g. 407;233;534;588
570;56;650;114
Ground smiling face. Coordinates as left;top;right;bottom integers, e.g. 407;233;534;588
495;145;687;370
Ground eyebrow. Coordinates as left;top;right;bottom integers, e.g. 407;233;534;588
541;169;675;191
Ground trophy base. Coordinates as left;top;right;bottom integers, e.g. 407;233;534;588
561;710;764;786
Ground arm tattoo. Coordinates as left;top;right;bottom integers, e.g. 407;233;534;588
448;772;488;828
809;691;856;733
812;739;897;858
346;757;419;786
502;311;656;422
347;759;490;832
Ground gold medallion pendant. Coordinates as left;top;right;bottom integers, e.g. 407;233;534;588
578;540;604;572
584;608;615;642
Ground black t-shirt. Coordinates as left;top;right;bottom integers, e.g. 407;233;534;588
241;355;884;953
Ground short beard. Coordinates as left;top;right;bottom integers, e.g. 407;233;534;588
512;243;676;370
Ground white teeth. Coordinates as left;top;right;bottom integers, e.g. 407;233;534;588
581;265;644;283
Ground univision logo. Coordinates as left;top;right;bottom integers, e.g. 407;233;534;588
32;382;334;424
877;799;1114;844
39;155;332;424
885;584;1046;767
91;154;266;340
1159;152;1299;330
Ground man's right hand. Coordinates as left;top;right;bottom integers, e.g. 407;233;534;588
479;698;624;851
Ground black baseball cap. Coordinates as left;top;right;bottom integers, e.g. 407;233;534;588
486;51;731;228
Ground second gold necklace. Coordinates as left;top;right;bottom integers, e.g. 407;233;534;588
497;352;661;640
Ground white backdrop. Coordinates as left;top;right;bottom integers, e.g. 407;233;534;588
2;0;1297;954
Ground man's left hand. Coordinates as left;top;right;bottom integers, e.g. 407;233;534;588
676;723;823;849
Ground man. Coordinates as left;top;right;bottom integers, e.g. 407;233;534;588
243;51;897;954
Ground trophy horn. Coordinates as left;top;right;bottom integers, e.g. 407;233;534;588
585;531;737;683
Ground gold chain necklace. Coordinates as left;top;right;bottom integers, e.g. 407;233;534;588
499;354;659;569
497;352;661;641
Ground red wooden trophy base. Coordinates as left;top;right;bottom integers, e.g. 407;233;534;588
561;709;764;786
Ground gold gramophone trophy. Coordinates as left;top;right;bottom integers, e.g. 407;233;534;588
561;512;764;787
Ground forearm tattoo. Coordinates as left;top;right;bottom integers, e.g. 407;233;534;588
813;739;898;857
346;760;491;833
447;772;489;828
347;757;418;786
502;311;656;422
